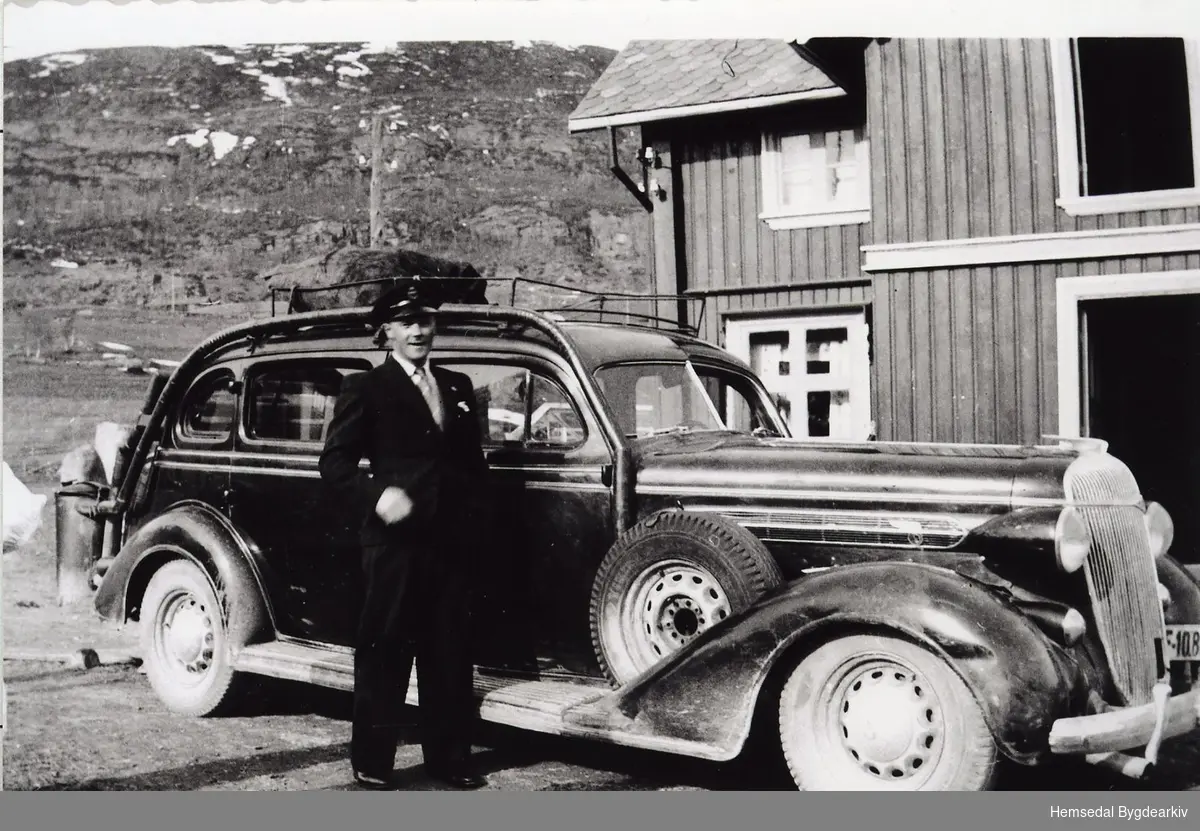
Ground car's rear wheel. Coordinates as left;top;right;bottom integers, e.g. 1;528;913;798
590;511;784;686
778;634;999;790
140;559;245;716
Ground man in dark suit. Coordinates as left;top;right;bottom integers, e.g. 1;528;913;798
319;280;489;790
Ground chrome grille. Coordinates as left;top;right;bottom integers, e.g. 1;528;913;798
1065;452;1166;706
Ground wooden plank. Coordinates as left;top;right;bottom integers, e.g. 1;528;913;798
739;135;760;288
1014;263;1042;444
891;271;915;440
993;264;1019;443
942;40;972;239
924;40;950;241
962;40;992;240
952;266;977;439
843;224;864;281
808;226;828;284
865;42;888;247
723;139;743;289
930;269;954;441
972;264;998;441
1038;264;1060;438
985;39;1014;238
1024;39;1061;234
904;40;930;243
883;40;910;242
911;271;934;441
708;139;726;289
691;141;711;290
1005;40;1035;236
870;275;894;440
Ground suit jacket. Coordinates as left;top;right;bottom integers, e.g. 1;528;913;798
319;353;488;548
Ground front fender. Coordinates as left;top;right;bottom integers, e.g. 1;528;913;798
610;561;1087;764
1159;554;1200;624
94;501;275;650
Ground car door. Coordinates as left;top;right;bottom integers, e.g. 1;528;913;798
146;365;237;528
438;352;616;676
230;353;373;646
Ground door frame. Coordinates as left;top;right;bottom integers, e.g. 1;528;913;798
1056;269;1200;437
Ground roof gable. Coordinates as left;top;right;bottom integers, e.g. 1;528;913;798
568;39;845;133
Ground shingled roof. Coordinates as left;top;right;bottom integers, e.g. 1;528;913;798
567;39;846;133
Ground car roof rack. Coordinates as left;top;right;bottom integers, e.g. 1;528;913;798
269;275;706;337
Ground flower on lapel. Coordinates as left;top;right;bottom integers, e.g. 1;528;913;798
456;400;471;413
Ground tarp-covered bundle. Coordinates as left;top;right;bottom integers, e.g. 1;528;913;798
264;247;487;313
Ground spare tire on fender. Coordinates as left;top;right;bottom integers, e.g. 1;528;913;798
589;510;784;687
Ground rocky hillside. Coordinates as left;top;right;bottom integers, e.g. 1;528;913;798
3;41;650;308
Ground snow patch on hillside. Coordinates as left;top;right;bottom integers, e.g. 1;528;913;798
167;128;245;162
198;49;238;66
33;53;89;78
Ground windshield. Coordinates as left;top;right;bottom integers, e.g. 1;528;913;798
594;361;784;439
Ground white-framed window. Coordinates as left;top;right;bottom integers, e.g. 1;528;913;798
759;125;871;230
1051;37;1200;216
724;311;873;441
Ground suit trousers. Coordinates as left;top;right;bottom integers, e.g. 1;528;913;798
351;530;476;777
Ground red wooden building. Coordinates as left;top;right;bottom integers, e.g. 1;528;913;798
569;37;1200;562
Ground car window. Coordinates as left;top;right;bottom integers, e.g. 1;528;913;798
443;362;586;449
693;365;783;436
178;369;237;442
245;359;370;444
594;362;724;438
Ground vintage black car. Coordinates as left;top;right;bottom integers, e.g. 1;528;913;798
91;277;1200;790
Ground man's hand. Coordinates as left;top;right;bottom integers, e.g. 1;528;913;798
375;486;413;525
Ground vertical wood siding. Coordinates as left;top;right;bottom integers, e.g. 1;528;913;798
866;38;1200;242
871;253;1200;444
674;130;868;293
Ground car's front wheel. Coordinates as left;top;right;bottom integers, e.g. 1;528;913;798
140;559;245;716
778;634;999;790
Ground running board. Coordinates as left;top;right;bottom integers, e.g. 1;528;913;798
234;640;732;761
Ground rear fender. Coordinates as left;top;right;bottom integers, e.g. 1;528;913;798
93;501;275;650
609;561;1087;764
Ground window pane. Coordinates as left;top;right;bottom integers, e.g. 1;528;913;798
1076;37;1194;195
527;376;585;447
181;372;235;438
451;364;529;443
778;127;867;212
247;363;366;443
444;363;585;448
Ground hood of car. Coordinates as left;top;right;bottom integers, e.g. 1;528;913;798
630;431;1078;514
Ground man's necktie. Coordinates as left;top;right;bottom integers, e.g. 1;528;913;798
413;366;443;428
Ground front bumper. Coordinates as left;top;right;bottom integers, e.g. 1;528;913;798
1049;684;1200;759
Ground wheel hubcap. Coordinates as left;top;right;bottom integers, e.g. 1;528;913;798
834;661;942;782
160;592;215;676
624;561;731;665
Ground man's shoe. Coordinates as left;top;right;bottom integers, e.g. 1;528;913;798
426;764;486;789
353;770;394;790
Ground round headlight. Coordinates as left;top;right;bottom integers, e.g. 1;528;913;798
1055;506;1092;573
1144;501;1174;559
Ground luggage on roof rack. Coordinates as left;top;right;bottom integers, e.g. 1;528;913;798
270;273;705;337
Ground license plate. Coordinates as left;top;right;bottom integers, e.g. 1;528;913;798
1164;625;1200;661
